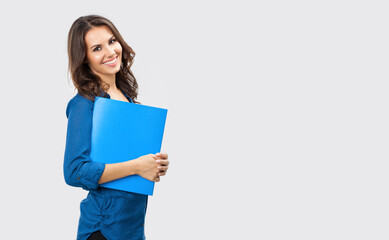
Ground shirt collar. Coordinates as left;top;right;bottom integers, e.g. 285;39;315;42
99;89;133;103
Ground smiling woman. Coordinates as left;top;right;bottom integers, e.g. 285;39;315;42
64;15;169;240
67;15;139;103
85;26;123;79
82;25;129;103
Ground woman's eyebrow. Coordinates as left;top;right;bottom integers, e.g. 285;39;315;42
90;36;115;50
90;44;101;50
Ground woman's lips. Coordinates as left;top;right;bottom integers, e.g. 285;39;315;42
103;56;118;67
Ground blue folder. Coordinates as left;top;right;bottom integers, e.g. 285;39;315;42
90;97;168;195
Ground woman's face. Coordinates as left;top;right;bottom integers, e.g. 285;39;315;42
84;25;122;80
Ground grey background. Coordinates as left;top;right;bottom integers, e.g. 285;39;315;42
0;0;388;239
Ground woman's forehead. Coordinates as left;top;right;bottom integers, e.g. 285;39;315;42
85;25;114;47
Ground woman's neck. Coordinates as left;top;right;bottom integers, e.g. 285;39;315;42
100;75;119;94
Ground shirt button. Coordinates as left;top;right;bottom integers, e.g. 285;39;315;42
77;177;80;180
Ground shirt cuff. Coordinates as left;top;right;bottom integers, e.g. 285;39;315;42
79;161;106;190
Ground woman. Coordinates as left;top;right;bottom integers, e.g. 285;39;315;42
64;15;169;240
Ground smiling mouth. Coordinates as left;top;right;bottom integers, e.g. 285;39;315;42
103;56;118;65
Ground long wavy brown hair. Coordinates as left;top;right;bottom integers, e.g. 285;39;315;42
67;15;139;103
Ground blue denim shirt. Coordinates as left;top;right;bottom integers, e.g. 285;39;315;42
64;92;147;240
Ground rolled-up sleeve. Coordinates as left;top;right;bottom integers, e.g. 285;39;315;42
63;95;105;190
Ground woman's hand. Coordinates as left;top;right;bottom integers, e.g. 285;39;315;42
135;154;160;182
155;153;169;177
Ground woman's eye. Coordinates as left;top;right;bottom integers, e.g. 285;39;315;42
109;39;116;44
93;46;101;52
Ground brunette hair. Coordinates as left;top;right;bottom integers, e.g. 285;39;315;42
67;15;139;103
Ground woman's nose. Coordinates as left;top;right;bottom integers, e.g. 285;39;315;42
106;47;116;57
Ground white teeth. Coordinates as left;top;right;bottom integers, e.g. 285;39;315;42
104;57;117;65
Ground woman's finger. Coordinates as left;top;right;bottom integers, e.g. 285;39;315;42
156;159;169;166
156;153;168;159
158;165;168;171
